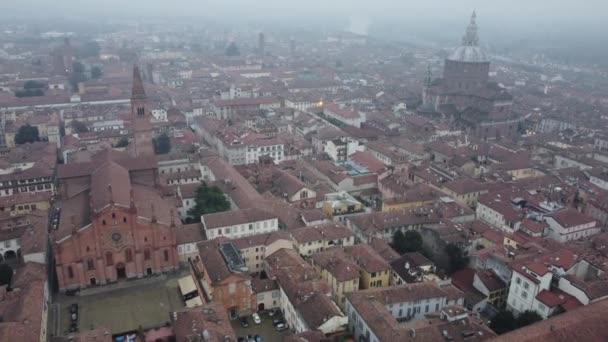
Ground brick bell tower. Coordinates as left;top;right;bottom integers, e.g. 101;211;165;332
130;65;155;157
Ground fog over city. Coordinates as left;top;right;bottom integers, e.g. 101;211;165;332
3;0;608;341
2;0;606;36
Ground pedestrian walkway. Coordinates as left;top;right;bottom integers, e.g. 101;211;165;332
79;274;169;296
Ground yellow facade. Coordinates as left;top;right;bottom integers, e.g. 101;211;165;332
381;199;434;212
317;267;359;309
507;168;544;180
360;269;390;289
322;201;363;218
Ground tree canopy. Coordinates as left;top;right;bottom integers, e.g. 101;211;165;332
69;61;87;91
0;264;13;288
23;80;45;89
15;89;44;97
445;243;469;274
187;182;231;221
16;80;45;97
114;137;129;148
71;120;89;133
392;230;423;254
15;124;40;145
91;66;102;80
225;42;240;56
490;309;543;335
77;41;101;59
516;310;543;328
153;133;171;154
489;310;517;335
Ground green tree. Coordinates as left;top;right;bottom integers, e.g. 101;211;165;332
0;264;12;288
153;133;171;154
15;124;40;145
114;137;129;148
392;230;406;253
187;182;231;221
403;230;423;253
78;41;101;58
91;66;102;79
225;42;240;56
445;243;469;275
489;310;517;335
15;89;44;97
70;120;89;133
72;61;85;74
23;80;45;89
69;61;87;91
392;230;423;254
516;310;542;328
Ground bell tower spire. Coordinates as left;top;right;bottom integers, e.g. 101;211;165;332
462;11;479;47
130;65;155;157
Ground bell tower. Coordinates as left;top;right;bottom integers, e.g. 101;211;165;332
130;65;155;157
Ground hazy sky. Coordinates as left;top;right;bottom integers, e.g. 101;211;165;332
1;0;606;45
1;0;604;22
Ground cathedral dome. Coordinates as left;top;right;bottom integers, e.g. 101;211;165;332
447;12;489;63
448;45;488;63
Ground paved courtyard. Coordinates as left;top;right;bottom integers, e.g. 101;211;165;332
56;273;185;336
232;311;289;342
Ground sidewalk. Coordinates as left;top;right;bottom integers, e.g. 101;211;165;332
78;274;169;296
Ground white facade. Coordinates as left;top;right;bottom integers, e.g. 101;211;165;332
0;237;20;262
476;202;520;233
506;268;552;317
346;287;464;342
177;242;199;262
204;217;279;240
545;216;599;243
589;174;608;191
246;143;284;164
151;109;168;122
293;235;355;257
91;119;124;132
256;287;281;311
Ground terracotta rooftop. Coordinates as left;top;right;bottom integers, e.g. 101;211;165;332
490;299;608;342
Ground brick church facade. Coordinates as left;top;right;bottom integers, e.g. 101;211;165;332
53;66;179;291
420;12;522;141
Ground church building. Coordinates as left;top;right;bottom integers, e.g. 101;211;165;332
421;12;521;141
53;66;179;291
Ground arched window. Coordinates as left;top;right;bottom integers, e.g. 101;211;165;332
163;250;169;262
123;217;127;223
87;258;95;270
125;248;133;262
144;248;151;261
67;266;74;278
102;220;106;225
105;252;114;266
112;213;116;219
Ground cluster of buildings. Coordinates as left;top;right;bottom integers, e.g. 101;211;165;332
1;10;608;342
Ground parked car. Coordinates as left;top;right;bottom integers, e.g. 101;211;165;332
70;312;78;322
268;308;278;317
70;303;78;314
252;313;261;324
254;335;263;342
272;318;284;326
247;335;255;342
240;317;249;328
237;338;246;342
65;289;79;296
275;322;289;332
